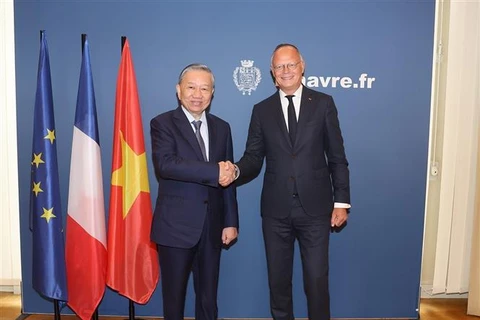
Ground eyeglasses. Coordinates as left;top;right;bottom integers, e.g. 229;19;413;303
272;61;302;72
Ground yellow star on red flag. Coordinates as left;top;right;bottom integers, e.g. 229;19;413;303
111;131;150;218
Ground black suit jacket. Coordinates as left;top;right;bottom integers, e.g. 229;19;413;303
237;86;350;218
150;107;238;248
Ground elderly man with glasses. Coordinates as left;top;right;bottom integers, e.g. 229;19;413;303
230;43;351;320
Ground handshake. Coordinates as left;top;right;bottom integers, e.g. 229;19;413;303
218;161;237;187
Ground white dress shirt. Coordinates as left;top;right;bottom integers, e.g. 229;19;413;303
182;107;209;161
279;86;303;130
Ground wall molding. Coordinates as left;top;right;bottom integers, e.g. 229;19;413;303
0;0;22;292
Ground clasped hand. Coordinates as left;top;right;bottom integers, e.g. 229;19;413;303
218;161;235;187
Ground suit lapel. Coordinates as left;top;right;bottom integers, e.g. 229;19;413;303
296;87;315;148
272;93;292;148
172;107;205;161
206;114;216;162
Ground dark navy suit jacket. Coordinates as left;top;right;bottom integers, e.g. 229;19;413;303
237;86;350;218
150;107;238;248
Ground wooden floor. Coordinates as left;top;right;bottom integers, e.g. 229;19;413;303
1;292;479;320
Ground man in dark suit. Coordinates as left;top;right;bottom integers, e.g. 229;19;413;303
232;44;350;320
150;64;238;320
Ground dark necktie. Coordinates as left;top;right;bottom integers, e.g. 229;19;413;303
286;95;297;145
192;120;207;161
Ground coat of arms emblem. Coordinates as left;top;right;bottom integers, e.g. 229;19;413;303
233;60;262;95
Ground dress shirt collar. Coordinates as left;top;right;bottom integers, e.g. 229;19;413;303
279;85;303;102
279;86;303;123
181;106;207;128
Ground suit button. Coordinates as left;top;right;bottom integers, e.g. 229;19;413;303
290;176;295;181
292;154;296;159
204;200;208;204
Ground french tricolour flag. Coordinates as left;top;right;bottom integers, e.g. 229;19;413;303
65;37;107;320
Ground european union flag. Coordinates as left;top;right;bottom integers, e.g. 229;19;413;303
29;31;68;301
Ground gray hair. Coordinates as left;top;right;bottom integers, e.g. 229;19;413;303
178;63;215;88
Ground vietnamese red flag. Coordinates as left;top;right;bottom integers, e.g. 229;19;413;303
66;38;107;319
106;39;159;303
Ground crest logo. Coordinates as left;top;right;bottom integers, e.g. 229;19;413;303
233;60;262;95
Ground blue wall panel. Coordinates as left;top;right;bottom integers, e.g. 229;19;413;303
14;0;434;318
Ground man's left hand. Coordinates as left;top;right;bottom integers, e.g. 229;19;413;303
222;227;238;245
331;208;348;227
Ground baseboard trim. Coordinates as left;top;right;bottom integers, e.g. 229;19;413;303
0;279;21;286
0;284;21;294
16;318;415;320
420;284;469;298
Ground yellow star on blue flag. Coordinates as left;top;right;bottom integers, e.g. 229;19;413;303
29;30;68;301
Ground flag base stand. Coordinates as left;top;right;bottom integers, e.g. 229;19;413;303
54;300;60;320
125;299;146;320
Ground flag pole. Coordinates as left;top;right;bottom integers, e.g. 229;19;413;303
72;32;103;320
81;32;101;320
39;29;62;320
54;300;60;320
122;34;139;320
121;36;126;52
129;300;136;319
81;33;87;54
110;34;156;320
